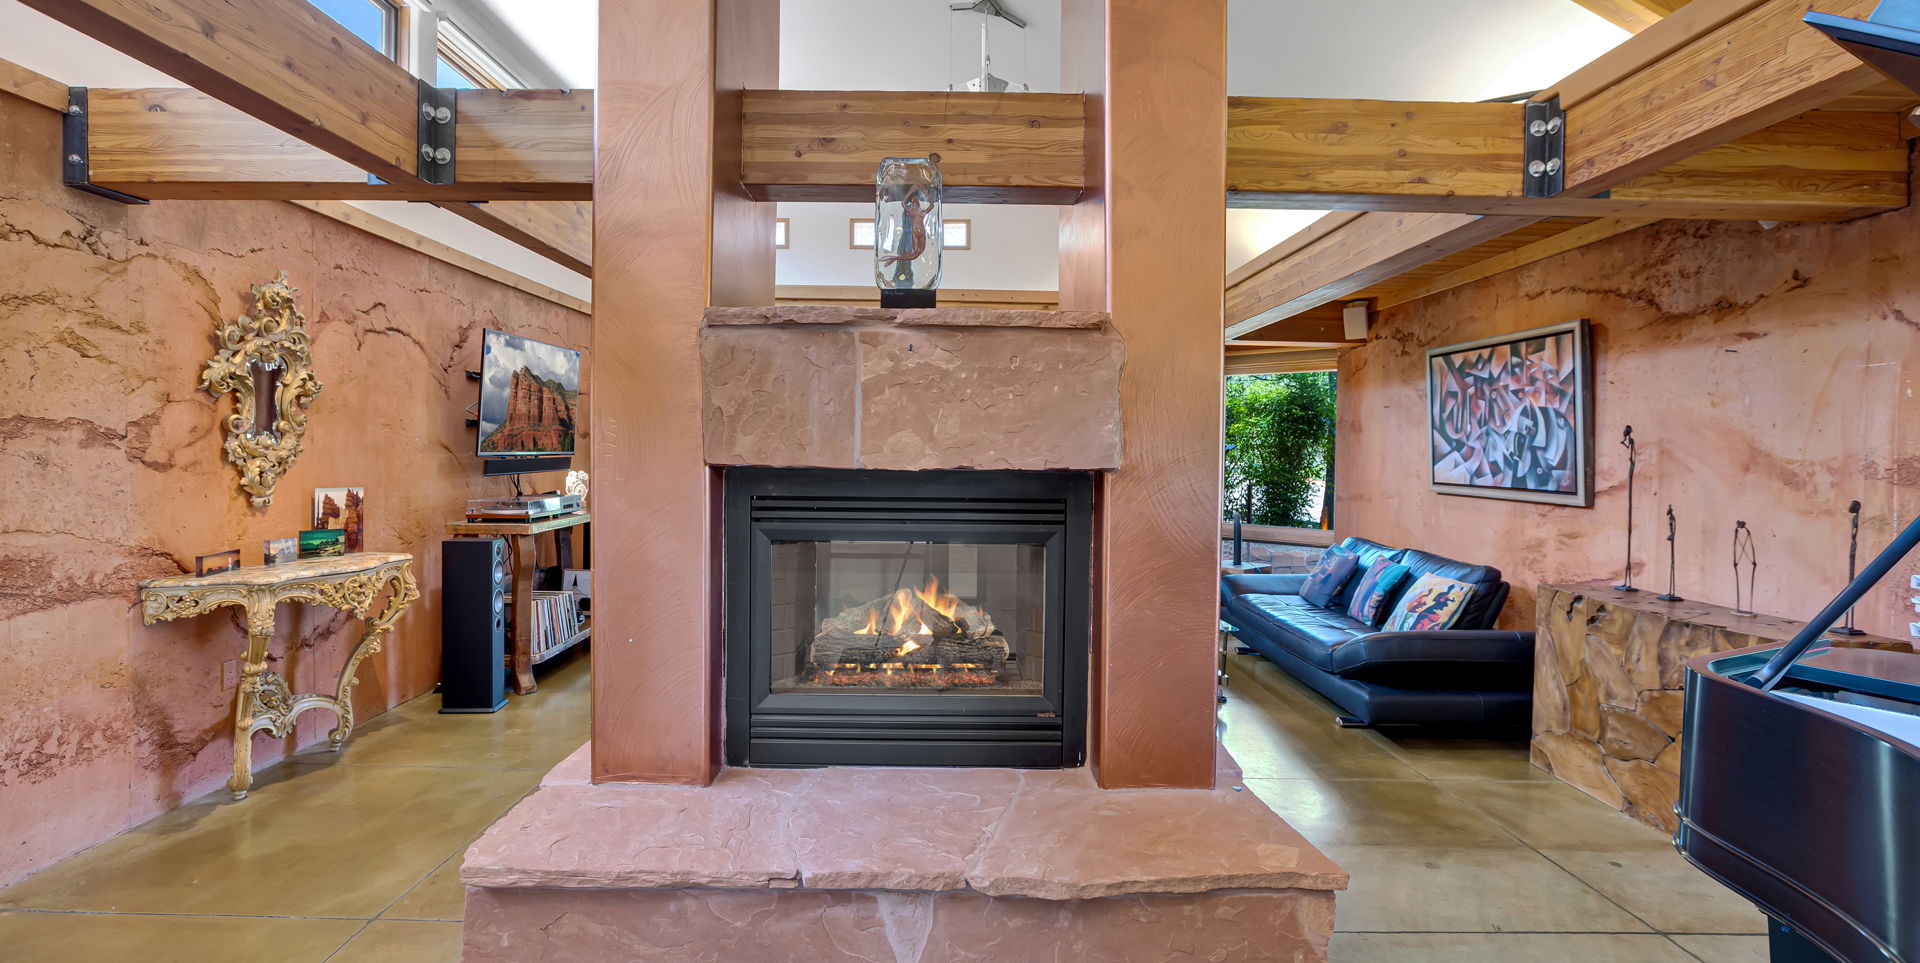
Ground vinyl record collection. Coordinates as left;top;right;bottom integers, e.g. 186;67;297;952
528;590;587;659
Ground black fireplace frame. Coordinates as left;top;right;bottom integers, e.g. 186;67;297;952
723;468;1091;768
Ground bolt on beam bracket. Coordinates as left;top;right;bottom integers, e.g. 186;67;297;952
1522;97;1565;198
417;79;457;185
61;87;149;205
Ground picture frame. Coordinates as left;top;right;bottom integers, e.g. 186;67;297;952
263;536;298;566
298;529;346;559
195;549;241;577
312;487;365;553
1426;319;1593;507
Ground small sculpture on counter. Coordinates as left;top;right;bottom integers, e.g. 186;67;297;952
873;156;944;308
1732;520;1759;617
1615;425;1638;592
1832;500;1866;635
1656;504;1684;601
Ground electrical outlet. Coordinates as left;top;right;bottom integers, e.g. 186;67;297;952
222;659;239;689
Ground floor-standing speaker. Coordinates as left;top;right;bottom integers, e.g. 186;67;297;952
441;537;508;713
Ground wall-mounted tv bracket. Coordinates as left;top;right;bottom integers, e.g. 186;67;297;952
62;88;149;205
1522;96;1564;198
418;80;456;185
464;370;481;426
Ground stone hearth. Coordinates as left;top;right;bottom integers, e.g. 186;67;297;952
699;305;1125;471
461;745;1347;961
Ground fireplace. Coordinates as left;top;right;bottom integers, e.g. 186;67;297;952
723;468;1091;768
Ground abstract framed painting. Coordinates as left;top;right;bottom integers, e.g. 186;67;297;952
1426;319;1593;507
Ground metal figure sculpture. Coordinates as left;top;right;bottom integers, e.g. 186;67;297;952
1832;500;1866;635
1656;504;1684;602
1615;426;1638;592
1732;520;1759;617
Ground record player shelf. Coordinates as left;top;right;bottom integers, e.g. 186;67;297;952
446;512;591;694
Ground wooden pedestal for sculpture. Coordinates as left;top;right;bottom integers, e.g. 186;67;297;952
1531;581;1911;832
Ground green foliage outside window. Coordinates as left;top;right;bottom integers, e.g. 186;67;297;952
1223;372;1337;528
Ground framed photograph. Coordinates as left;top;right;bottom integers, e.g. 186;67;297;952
312;487;365;553
195;550;241;577
298;529;346;559
263;537;298;566
1426;319;1593;507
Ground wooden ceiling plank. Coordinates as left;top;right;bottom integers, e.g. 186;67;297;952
434;201;593;276
1224;212;1537;339
739;89;1086;204
0;57;68;112
82;87;592;201
21;0;421;184
1542;0;1767;109
1373;217;1657;310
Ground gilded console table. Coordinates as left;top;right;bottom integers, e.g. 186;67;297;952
139;553;419;800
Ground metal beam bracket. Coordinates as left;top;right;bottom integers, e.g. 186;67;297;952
1522;97;1565;198
60;87;149;205
416;80;456;185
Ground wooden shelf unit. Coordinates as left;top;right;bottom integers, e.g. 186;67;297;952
446;511;591;694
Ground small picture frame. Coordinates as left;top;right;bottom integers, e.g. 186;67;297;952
312;487;366;553
298;529;346;560
195;550;241;577
264;537;298;566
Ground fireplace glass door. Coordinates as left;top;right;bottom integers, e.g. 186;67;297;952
725;468;1090;768
768;540;1046;694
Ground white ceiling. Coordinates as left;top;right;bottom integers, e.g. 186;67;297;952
0;0;1631;292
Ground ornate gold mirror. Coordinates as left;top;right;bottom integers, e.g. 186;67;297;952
201;272;323;507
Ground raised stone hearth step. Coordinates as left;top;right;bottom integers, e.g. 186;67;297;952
461;745;1347;961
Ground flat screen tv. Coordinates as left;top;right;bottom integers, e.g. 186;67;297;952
475;329;582;459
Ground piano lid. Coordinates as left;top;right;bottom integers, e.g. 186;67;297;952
1746;512;1920;692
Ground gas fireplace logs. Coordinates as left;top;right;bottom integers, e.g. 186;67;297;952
808;580;1009;685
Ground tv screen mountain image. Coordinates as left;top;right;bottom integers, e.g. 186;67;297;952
476;329;582;457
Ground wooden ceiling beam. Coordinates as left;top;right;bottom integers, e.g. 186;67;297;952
739;89;1086;204
1569;0;1694;34
21;0;422;185
79;88;591;201
1227;99;1906;222
1224;0;1900;337
434;201;593;275
1555;0;1885;197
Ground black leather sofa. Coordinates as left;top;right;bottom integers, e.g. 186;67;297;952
1219;536;1534;728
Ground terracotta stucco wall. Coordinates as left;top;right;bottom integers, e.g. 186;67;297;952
0;94;589;886
1335;209;1920;639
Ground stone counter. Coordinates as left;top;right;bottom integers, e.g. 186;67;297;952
462;744;1347;961
1532;581;1911;832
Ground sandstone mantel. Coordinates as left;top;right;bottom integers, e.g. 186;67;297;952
699;305;1125;471
1532;581;1912;832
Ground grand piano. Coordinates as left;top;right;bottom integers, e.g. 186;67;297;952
1677;516;1920;962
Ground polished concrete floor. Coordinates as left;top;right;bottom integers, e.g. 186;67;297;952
0;644;1766;962
1219;649;1767;962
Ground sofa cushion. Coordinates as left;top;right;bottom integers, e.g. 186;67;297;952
1382;573;1477;632
1345;562;1411;627
1396;549;1504;629
1232;593;1371;671
1299;549;1357;607
1330;537;1403;609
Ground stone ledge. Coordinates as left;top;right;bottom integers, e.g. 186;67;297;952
704;304;1110;329
464;744;1347;899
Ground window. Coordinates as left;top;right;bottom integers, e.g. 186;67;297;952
437;22;521;90
774;218;790;249
849;218;970;250
1222;372;1338;529
307;0;399;58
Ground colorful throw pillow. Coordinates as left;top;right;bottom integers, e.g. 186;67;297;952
1345;562;1410;627
1299;550;1358;608
1383;573;1478;632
